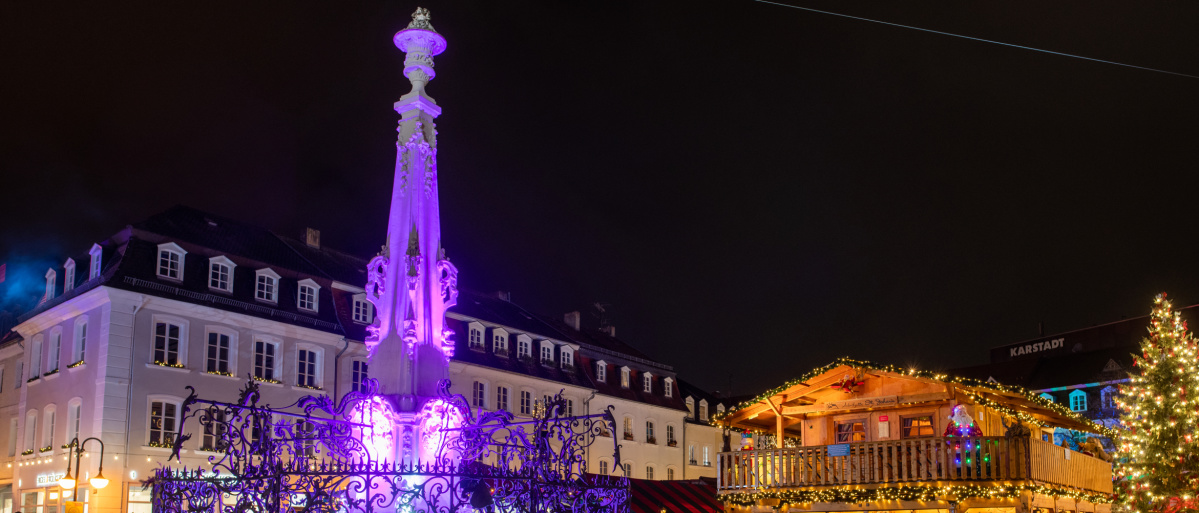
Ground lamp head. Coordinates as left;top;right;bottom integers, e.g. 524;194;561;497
89;470;109;490
57;476;76;490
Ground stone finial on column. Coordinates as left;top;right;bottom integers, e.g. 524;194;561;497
393;7;447;99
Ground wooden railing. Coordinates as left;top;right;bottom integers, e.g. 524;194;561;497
1028;438;1113;494
718;436;1111;495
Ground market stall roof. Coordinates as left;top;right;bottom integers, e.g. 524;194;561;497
713;357;1114;437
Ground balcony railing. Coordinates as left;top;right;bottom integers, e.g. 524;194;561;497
718;436;1112;495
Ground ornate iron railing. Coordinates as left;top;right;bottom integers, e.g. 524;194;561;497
149;378;629;512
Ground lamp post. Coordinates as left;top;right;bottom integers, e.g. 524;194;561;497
57;437;108;501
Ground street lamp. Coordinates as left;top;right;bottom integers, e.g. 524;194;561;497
58;437;107;500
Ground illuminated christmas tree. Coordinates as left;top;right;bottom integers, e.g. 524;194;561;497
1116;294;1199;513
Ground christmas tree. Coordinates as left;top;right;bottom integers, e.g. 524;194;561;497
1116;294;1199;513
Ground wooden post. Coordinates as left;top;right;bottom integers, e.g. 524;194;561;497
777;414;785;449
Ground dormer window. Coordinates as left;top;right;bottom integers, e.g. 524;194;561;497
595;360;607;382
685;397;695;419
540;342;554;365
468;323;484;349
88;244;102;279
297;279;320;312
352;294;374;323
664;377;673;398
208;256;236;293
1040;393;1055;403
699;400;709;421
492;329;509;353
516;335;531;358
717;404;725;416
1069;389;1088;412
255;268;280;303
620;367;631;388
560;347;573;368
44;269;57;300
643;372;653;393
156;242;187;281
63;259;75;293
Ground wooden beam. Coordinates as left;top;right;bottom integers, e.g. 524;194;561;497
780;392;951;416
721;365;850;426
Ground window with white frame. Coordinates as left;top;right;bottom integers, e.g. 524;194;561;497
598;460;609;475
620;367;630;388
72;317;87;364
623;417;633;440
646;421;655;443
256;268;280;302
254;340;279;381
520;390;532;415
30;335;43;379
24;411;36;452
560;347;573;368
646;466;654;480
154;320;184;366
642;372;653;393
492;329;508;353
685;397;695;419
699;400;709;421
703;446;711;466
595;360;607;382
297;279;320;312
208;256;235;292
517;335;531;358
67;399;82;444
352;360;369;393
717;404;726;416
89;244;103;279
1070;389;1088;412
352;295;373;323
47;328;61;372
1101;386;1118;409
468;323;484;349
566;398;574;416
297;348;319;388
623;463;631;477
44;269;56;301
496;386;509;412
472;381;486;408
667;467;674;480
1040;393;1055;403
206;330;232;374
43;406;56;450
157;242;186;280
149;399;180;446
540;342;553;365
63;259;75;293
664;377;673;398
666;425;676;445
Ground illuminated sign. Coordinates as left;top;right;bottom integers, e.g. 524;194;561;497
37;473;66;486
1009;337;1064;357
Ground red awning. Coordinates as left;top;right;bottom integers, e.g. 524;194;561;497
628;478;724;513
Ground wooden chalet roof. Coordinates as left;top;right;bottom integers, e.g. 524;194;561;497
715;357;1114;437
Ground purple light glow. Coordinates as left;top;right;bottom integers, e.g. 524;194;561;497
415;398;463;460
350;396;396;460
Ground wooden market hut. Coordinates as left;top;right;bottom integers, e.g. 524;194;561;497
714;358;1114;513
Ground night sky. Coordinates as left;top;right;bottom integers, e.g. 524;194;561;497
3;1;1199;395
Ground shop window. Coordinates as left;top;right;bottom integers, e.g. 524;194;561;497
835;419;866;443
902;415;935;438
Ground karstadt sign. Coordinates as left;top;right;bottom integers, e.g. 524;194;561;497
1009;337;1065;357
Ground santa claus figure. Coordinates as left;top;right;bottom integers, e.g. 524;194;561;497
943;404;983;437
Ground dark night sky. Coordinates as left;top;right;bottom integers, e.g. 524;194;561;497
3;1;1199;395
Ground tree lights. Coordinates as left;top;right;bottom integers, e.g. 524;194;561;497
1115;294;1199;512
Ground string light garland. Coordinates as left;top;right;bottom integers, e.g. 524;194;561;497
719;483;1114;506
1114;294;1199;513
711;357;1112;435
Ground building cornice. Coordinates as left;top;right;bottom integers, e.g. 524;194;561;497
15;286;113;336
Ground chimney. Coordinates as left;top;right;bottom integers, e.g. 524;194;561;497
564;311;581;331
601;325;616;337
305;228;321;249
496;290;511;302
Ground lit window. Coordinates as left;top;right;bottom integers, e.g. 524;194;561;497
206;331;231;374
154;321;183;366
88;244;102;279
63;259;75;293
156;243;186;281
902;415;935;438
255;269;280;302
643;373;653;393
517;336;531;358
688;444;696;464
623;417;633;440
520;390;532;415
254;340;278;381
703;446;711;466
352;361;369;393
208;256;235;292
664;378;673;398
352;296;373;323
561;348;573;368
44;269;56;301
496;386;509;412
835;420;866;443
297;279;320;312
149;400;179;445
1070;390;1088;412
472;381;486;408
595;361;607;382
620;367;630;388
468;324;483;349
72;317;87;364
540;343;553;365
297;349;319;388
699;400;708;421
